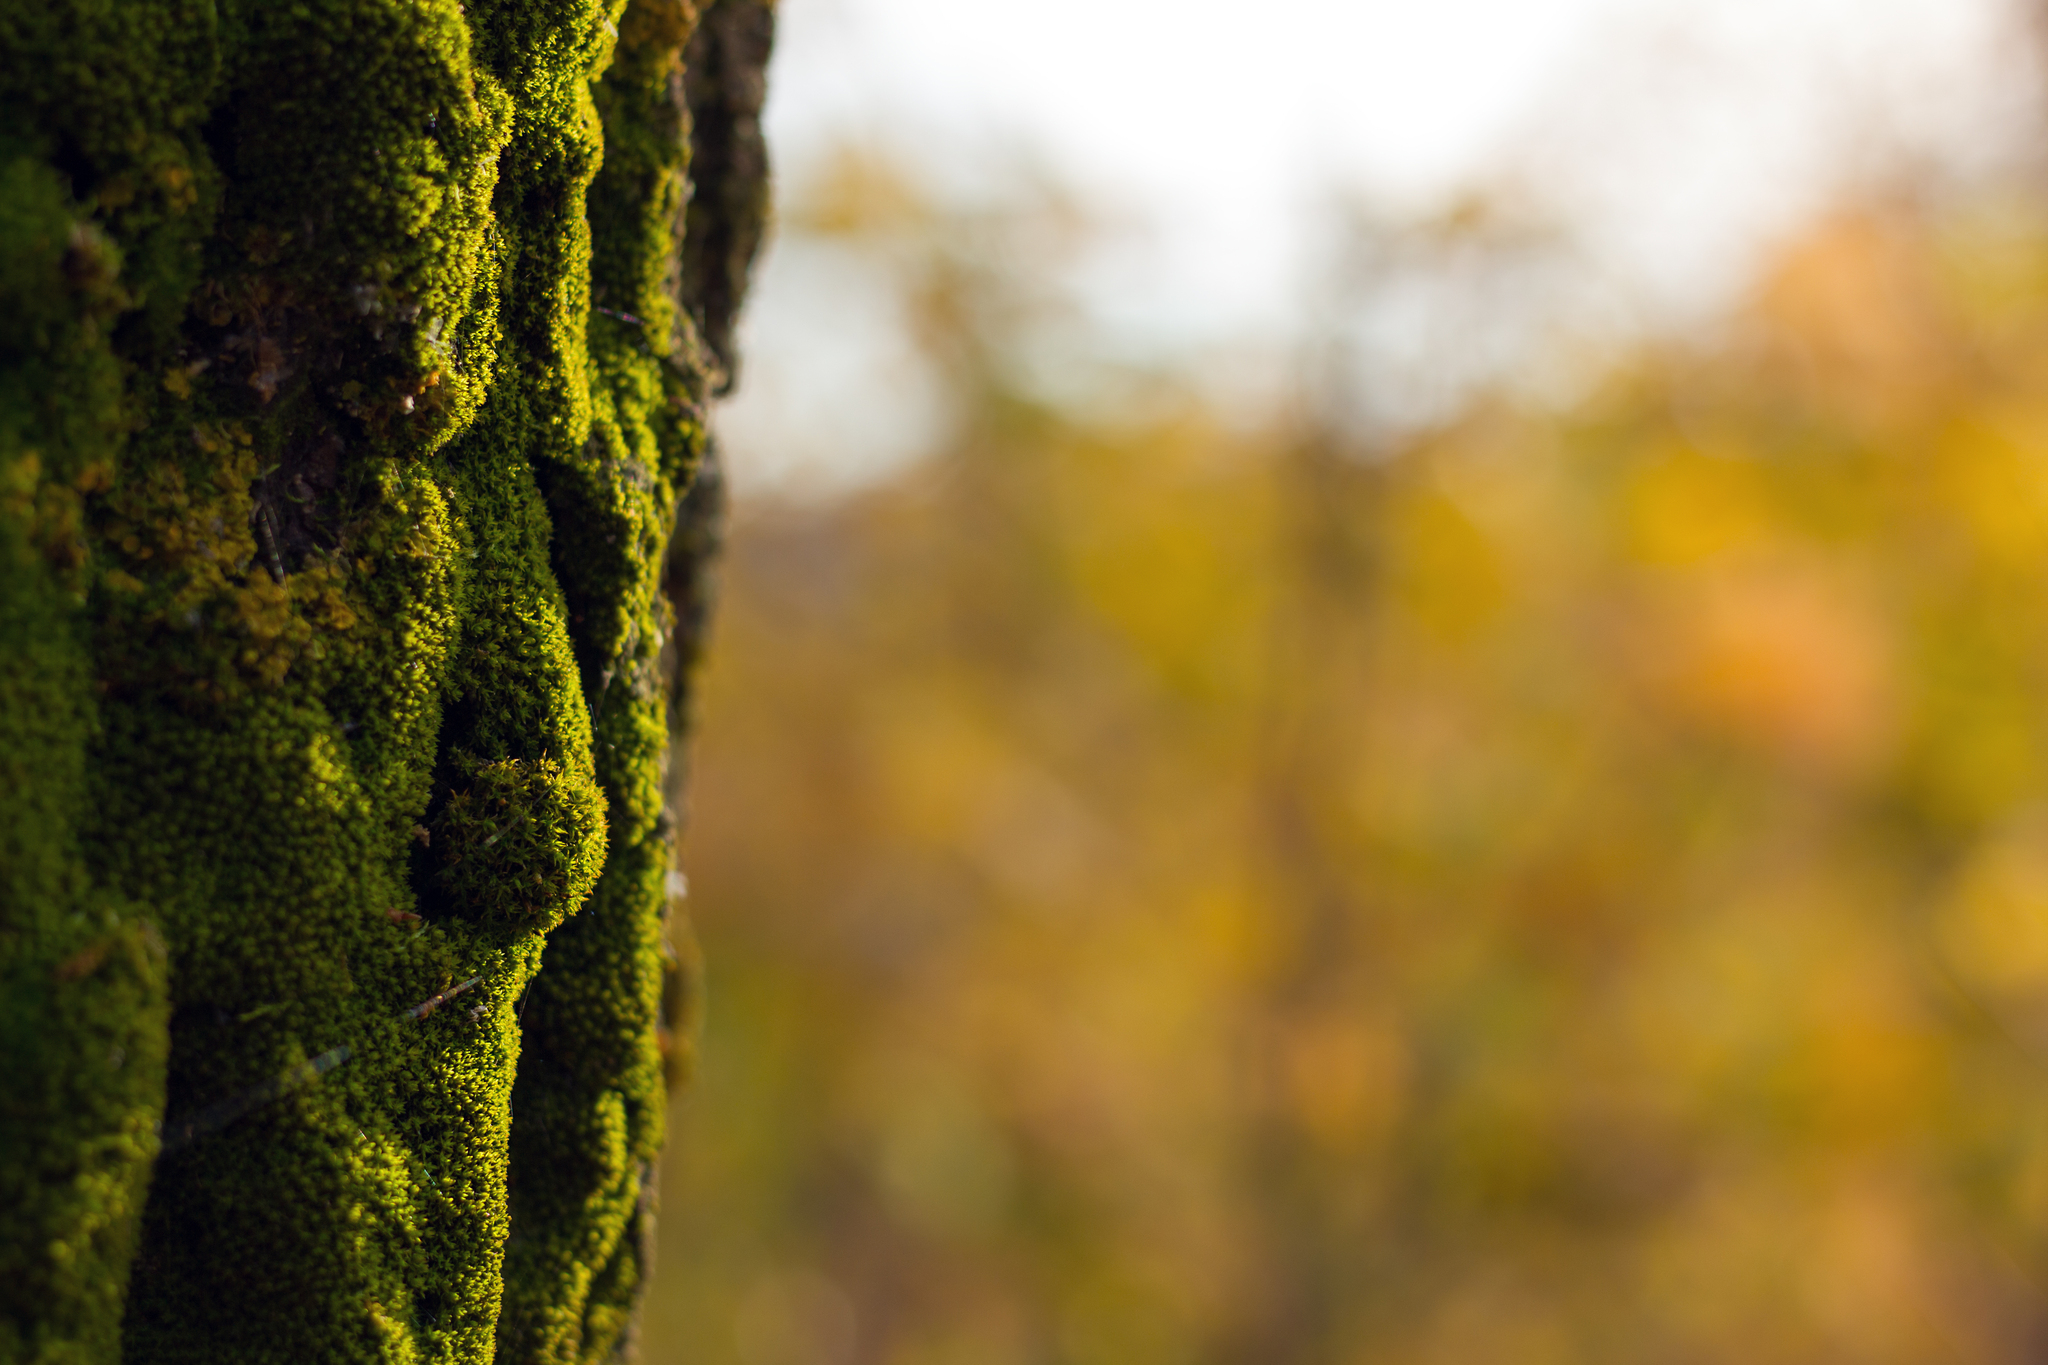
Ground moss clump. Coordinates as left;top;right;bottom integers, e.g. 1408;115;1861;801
0;0;772;1361
431;757;607;936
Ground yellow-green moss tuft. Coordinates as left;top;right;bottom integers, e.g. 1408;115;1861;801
432;757;607;937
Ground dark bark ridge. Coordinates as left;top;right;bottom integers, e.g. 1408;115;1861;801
0;1;772;1361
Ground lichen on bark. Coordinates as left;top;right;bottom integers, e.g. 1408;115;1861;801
0;1;772;1361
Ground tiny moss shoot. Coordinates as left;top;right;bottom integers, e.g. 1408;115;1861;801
0;1;772;1361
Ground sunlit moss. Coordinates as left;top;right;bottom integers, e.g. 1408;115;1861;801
1;0;770;1359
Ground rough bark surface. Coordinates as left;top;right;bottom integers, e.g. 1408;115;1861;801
0;1;771;1361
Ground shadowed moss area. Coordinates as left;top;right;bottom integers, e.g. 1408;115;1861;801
0;1;772;1362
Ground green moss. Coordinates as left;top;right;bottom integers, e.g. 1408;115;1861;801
431;756;607;936
0;65;173;1365
0;914;169;1365
494;5;773;1361
1;0;772;1360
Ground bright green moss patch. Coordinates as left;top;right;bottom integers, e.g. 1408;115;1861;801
1;0;772;1360
431;756;607;936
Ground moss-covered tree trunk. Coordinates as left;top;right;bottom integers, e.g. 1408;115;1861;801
0;1;770;1360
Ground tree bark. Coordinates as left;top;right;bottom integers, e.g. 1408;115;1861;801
0;1;771;1360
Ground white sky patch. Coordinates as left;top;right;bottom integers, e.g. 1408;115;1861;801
717;0;2040;496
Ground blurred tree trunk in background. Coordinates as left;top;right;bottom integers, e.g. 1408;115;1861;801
0;0;769;1361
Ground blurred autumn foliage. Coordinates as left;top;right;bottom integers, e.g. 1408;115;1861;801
643;156;2048;1363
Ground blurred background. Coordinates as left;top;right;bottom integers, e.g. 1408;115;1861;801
641;1;2048;1360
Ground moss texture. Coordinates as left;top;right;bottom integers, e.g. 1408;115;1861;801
0;1;772;1361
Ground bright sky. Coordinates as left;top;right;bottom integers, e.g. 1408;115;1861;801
720;0;2039;493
